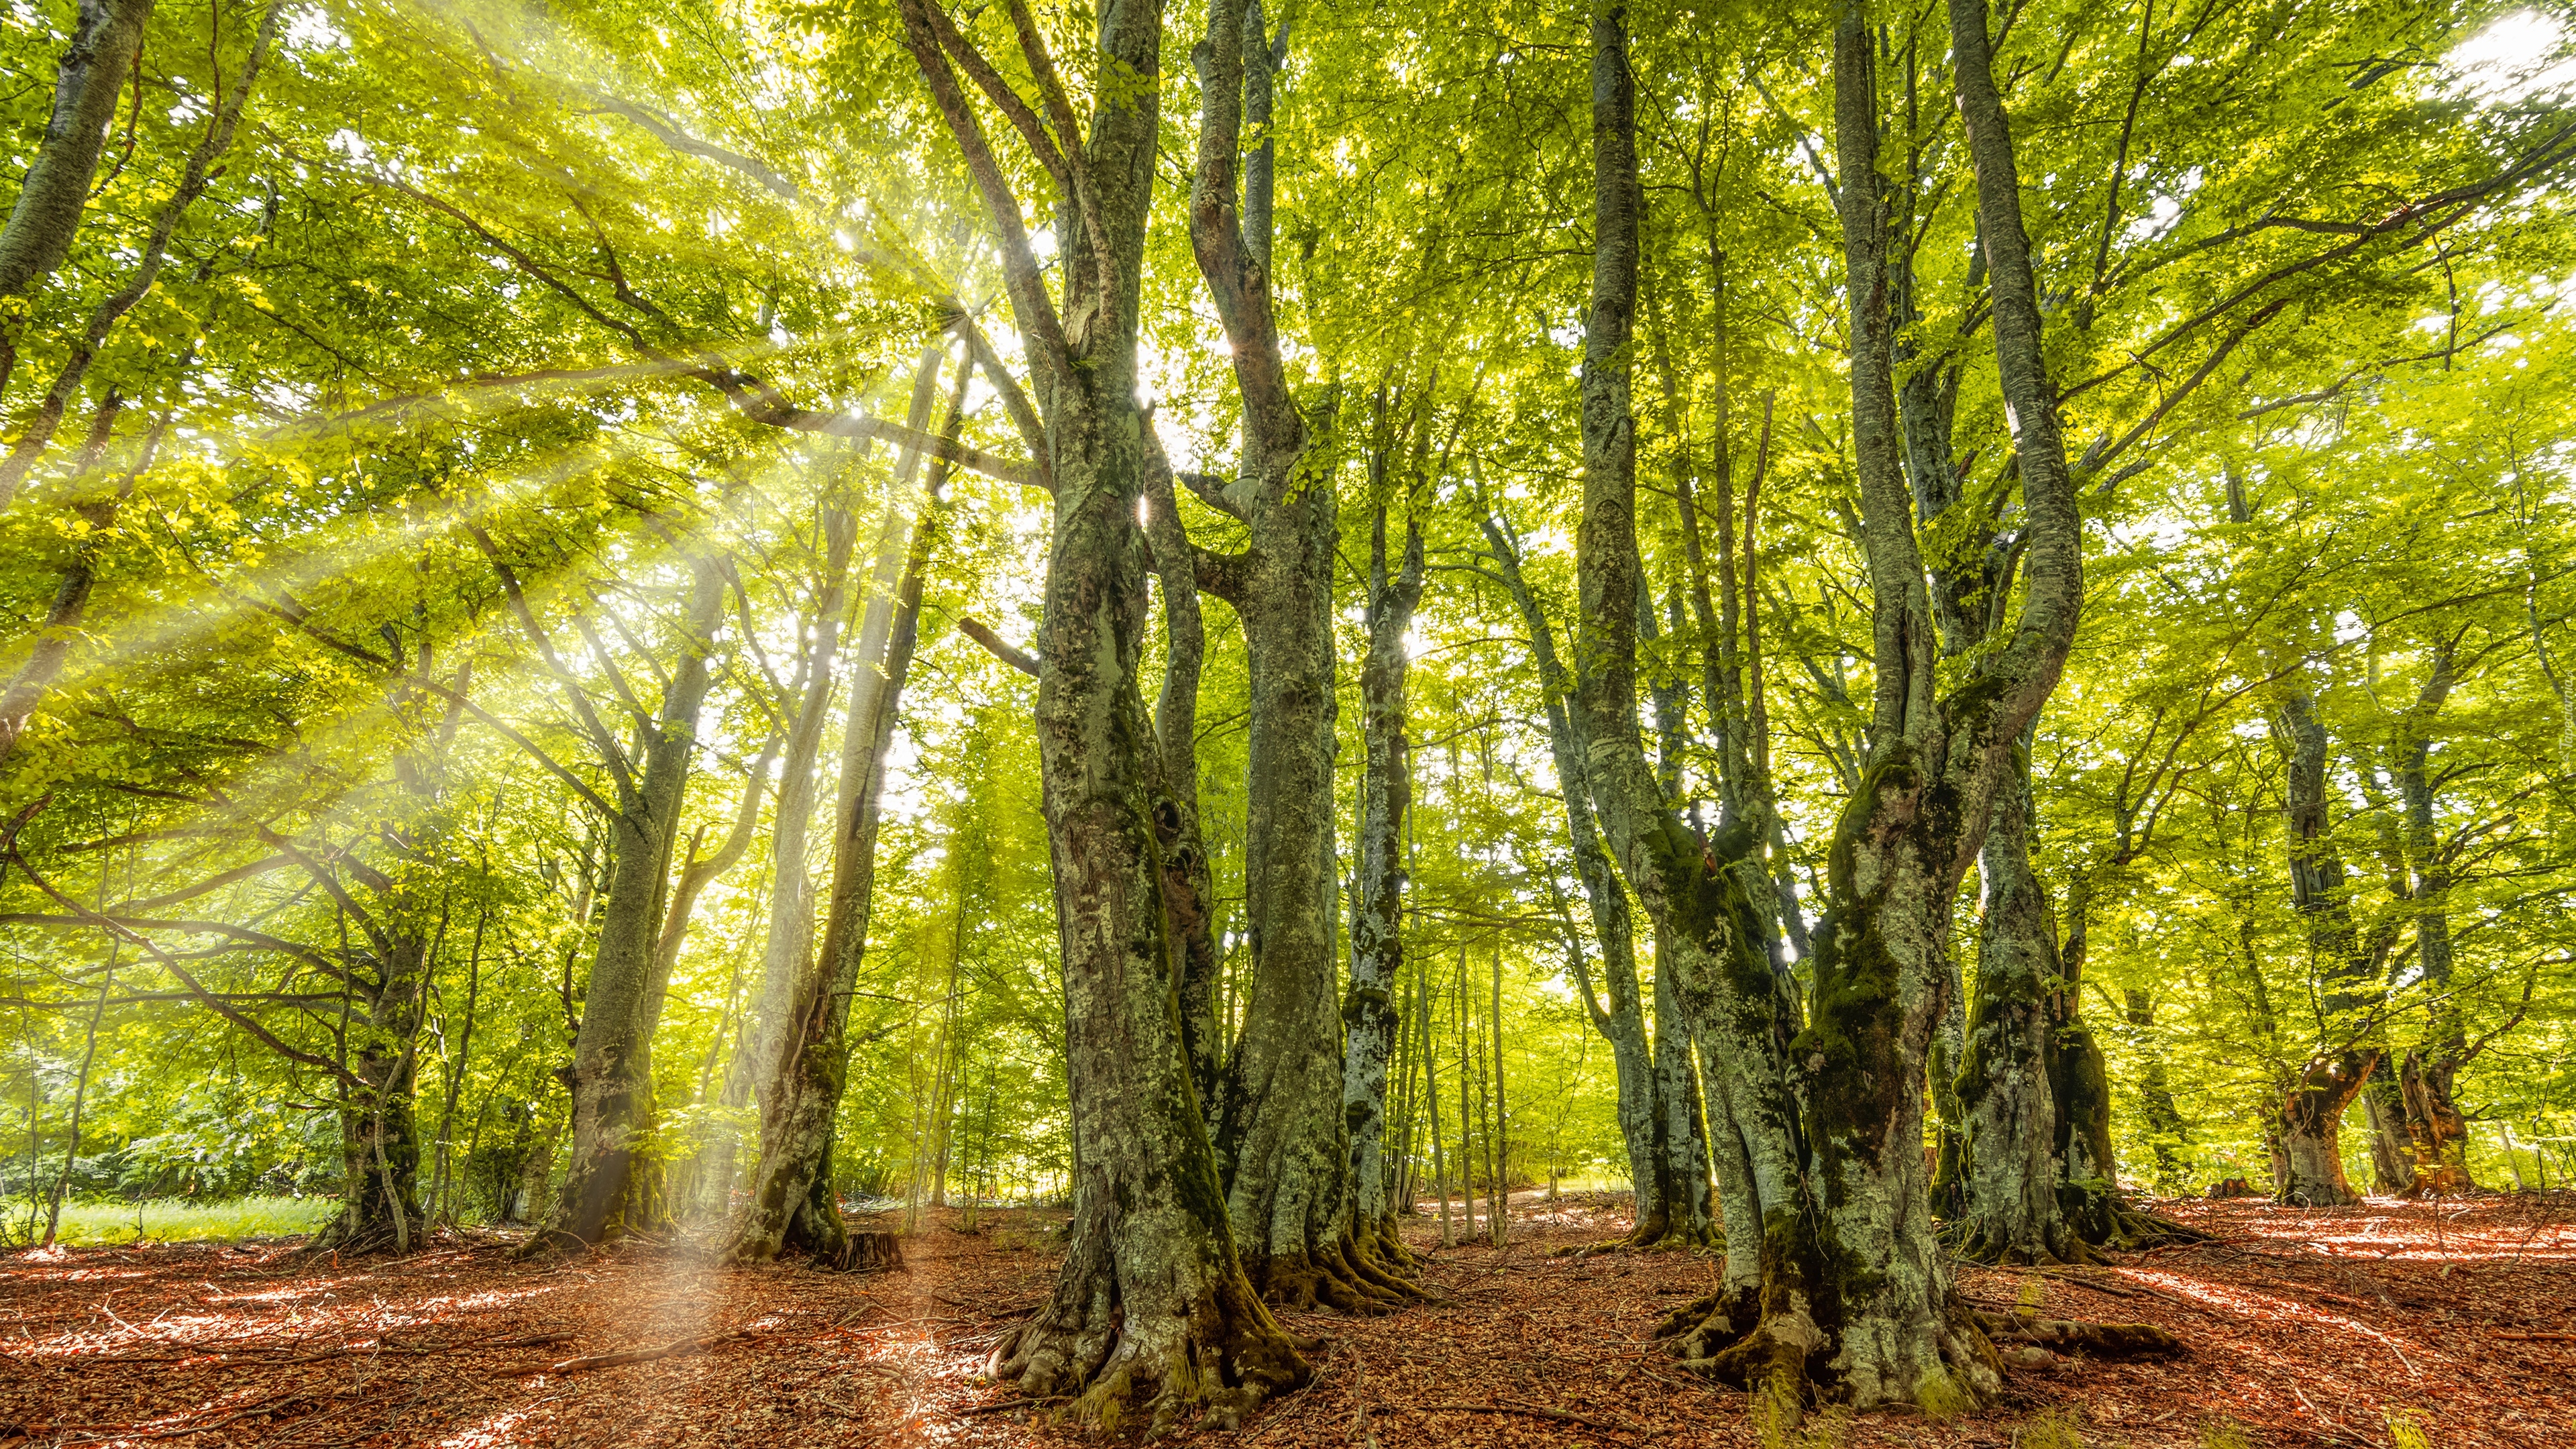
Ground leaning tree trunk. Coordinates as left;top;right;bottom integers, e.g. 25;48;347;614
1341;502;1425;1264
1482;515;1713;1248
726;356;964;1265
534;556;727;1250
897;0;1307;1426
0;0;156;338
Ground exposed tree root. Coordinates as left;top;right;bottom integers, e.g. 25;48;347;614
1355;1216;1423;1275
1951;1191;2209;1267
1972;1308;2186;1359
1251;1233;1430;1313
989;1257;1307;1436
1653;1281;2004;1413
2061;1186;2209;1254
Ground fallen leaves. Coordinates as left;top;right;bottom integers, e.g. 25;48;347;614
0;1191;2568;1446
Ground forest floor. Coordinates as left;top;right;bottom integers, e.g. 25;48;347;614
1;1191;2569;1448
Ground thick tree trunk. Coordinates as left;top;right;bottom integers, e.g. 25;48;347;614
898;0;1307;1424
533;557;727;1250
1342;502;1424;1256
1957;767;2073;1263
1188;0;1396;1311
1212;480;1364;1303
2276;1052;2375;1205
751;378;932;1090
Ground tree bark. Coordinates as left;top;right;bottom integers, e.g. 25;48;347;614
0;0;154;313
2269;688;2376;1207
898;0;1307;1424
1142;433;1224;1113
2390;640;2474;1195
532;556;728;1250
1956;764;2074;1263
1342;499;1424;1257
1188;0;1395;1311
1660;0;2086;1406
1578;0;1809;1390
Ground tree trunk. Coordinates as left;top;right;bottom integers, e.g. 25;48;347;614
1342;500;1424;1259
1482;515;1711;1247
2362;1061;2418;1194
1141;435;1225;1113
533;557;727;1250
1181;0;1403;1311
898;0;1307;1424
0;0;154;311
728;352;965;1265
1956;765;2074;1263
2391;643;2474;1195
2123;990;2192;1191
2269;687;2375;1207
1660;0;2086;1406
2277;1055;2373;1205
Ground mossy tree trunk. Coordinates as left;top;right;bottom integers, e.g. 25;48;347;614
1342;484;1426;1259
1187;0;1410;1311
898;0;1307;1426
1646;0;2086;1407
1140;435;1224;1114
1956;765;2074;1263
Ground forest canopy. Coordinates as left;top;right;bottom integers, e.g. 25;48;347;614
2;0;2573;1425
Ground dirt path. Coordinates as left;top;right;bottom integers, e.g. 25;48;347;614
2;1193;2567;1446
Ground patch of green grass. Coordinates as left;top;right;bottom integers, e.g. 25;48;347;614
3;1196;336;1246
2199;1421;2253;1449
2021;1408;2084;1449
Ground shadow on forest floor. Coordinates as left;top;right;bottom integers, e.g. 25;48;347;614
1;1190;2569;1447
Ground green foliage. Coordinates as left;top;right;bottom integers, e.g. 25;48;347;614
1;1195;335;1246
0;0;2569;1250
